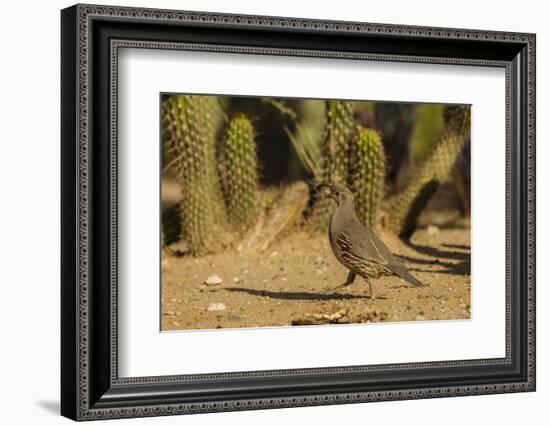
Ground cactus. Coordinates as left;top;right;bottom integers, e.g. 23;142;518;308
410;104;444;162
220;114;259;227
307;100;355;230
375;103;417;185
349;127;386;228
285;100;326;181
161;95;225;255
388;105;470;239
323;100;355;183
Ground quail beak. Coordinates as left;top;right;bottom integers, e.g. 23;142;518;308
316;183;334;200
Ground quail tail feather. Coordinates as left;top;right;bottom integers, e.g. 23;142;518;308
390;262;424;287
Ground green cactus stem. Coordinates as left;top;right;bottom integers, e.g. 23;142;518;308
161;95;225;255
388;105;470;239
307;100;355;230
323;100;355;183
220;114;259;227
349;127;386;228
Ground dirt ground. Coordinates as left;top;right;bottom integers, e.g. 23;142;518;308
161;212;471;331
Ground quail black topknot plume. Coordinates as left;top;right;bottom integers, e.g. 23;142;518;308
318;182;424;299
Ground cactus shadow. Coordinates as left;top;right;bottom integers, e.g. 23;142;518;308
409;264;471;276
403;240;470;262
224;287;370;301
398;241;471;277
442;243;470;250
397;254;444;266
402;257;471;276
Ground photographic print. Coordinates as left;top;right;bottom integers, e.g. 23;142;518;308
61;6;535;418
160;95;471;331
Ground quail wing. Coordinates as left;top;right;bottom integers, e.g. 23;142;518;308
345;222;395;265
344;222;424;287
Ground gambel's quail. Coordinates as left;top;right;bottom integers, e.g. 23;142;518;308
318;183;424;299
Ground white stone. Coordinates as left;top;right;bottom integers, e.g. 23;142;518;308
204;274;223;286
427;224;440;236
207;303;226;312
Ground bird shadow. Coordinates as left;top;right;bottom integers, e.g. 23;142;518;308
224;287;370;301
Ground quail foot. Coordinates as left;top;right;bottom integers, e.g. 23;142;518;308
318;183;424;299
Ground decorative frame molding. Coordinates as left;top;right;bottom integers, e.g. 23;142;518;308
61;3;535;421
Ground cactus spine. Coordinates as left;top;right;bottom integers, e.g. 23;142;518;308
388;105;470;239
323;100;355;183
308;100;355;230
161;95;225;254
221;114;259;227
349;127;386;228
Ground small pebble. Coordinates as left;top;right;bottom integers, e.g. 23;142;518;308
205;275;223;286
207;303;226;312
227;315;241;322
427;225;440;236
232;277;240;283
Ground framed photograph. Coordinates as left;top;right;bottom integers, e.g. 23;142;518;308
61;4;536;421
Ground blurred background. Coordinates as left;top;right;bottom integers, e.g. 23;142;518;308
161;96;471;249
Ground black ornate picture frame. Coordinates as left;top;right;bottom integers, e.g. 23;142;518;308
61;3;536;421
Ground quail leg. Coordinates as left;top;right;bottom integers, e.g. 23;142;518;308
366;278;376;300
329;271;356;293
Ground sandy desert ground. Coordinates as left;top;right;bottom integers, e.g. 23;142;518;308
161;212;470;331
